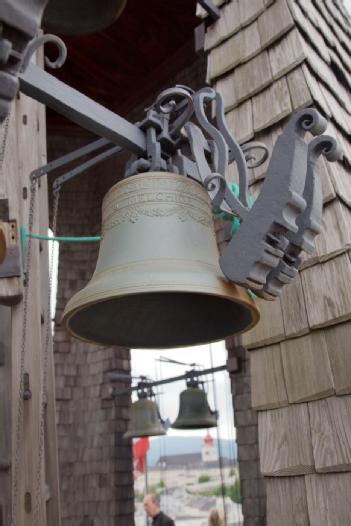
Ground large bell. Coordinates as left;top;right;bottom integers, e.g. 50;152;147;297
62;172;259;349
123;398;166;439
42;0;127;34
172;387;217;430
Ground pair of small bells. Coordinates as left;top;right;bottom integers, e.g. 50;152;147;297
62;172;259;350
123;386;217;439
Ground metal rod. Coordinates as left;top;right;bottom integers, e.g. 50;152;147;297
53;145;123;190
198;0;221;20
210;345;228;526
30;137;110;180
109;364;230;398
19;63;147;155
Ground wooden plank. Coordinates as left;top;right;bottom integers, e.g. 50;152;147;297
280;273;309;339
318;83;351;136
204;0;241;51
326;121;351;167
208;21;261;80
16;81;46;525
328;47;351;95
288;0;331;64
328;160;351;208
324;321;351;395
208;32;242;80
315;200;351;261
268;28;306;80
252;77;292;132
297;0;338;48
238;21;262;63
326;0;351;38
306;472;351;524
233;51;273;105
304;42;351;117
317;154;336;204
286;66;313;112
302;64;332;118
214;73;237;113
238;0;265;28
243;296;285;349
250;344;289;410
309;395;351;472
302;254;351;329
259;404;315;476
318;0;351;57
226;99;254;144
37;80;61;525
0;306;12;525
258;0;295;49
266;476;309;526
280;331;335;404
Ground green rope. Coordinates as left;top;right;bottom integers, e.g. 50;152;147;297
212;182;254;235
28;233;101;243
20;226;101;276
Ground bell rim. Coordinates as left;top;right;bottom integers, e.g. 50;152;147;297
63;287;260;349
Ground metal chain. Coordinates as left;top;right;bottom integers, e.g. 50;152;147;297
0;113;10;172
11;178;38;526
33;185;61;524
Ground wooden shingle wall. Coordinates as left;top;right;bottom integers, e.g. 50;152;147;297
203;1;351;525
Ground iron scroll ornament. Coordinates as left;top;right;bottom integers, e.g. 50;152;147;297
131;86;342;299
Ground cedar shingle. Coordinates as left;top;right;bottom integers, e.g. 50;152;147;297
252;77;292;132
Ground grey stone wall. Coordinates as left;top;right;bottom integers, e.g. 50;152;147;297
227;342;266;526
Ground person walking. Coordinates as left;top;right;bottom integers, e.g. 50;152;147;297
143;494;175;526
208;508;224;526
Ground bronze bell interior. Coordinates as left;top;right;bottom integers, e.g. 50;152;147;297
63;172;259;349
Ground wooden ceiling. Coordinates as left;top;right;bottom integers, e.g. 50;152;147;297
46;0;199;133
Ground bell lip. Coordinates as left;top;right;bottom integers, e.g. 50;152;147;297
62;288;260;349
171;422;217;430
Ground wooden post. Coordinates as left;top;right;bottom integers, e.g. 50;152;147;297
0;47;61;525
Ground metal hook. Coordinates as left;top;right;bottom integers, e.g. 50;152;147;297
20;34;67;73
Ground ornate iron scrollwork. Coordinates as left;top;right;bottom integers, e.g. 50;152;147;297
127;86;341;299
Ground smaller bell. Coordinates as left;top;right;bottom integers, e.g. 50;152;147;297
172;387;217;430
123;398;166;439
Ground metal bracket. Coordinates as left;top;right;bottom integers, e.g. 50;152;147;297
197;0;221;20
